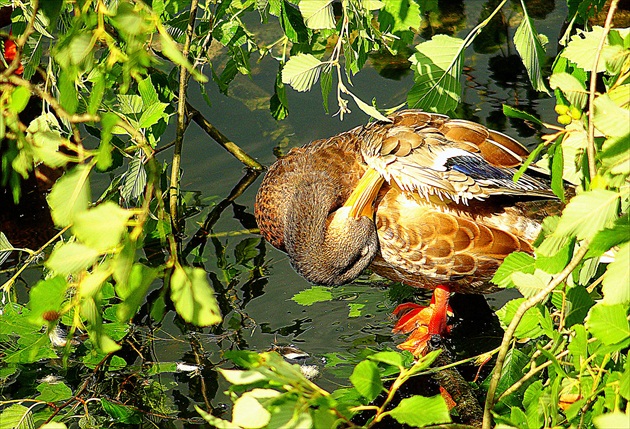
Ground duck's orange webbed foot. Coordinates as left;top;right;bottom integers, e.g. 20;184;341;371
392;285;453;356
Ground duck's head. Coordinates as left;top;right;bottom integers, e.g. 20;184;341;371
256;164;382;286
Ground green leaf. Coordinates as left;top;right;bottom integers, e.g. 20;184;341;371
101;398;142;424
47;165;91;227
0;405;34;429
0;232;12;266
593;94;630;138
320;68;332;113
27;114;71;169
407;35;465;113
345;92;391;122
28;276;66;325
270;67;289;120
586;303;630;346
72;202;132;252
232;392;271;428
170;265;222;327
299;0;335;29
564;285;595;327
368;351;406;368
549;72;587;109
350;360;383;401
513;2;549;94
46;242;100;276
116;264;157;322
594;412;630;429
58;70;78;115
512;270;551;299
292;286;333;306
379;0;422;34
36;381;73;402
503;105;543;126
492;252;536;288
9;86;31;113
561;26;624;73
496;299;545;339
280;0;309;43
387;394;451;426
196;406;237;429
602;242;630;305
282;53;324;92
556;189;620;241
158;30;208;83
121;153;147;202
220;369;268;385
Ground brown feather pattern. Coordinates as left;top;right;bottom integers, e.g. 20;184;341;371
255;110;563;293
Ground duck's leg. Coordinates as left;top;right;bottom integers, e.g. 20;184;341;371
392;285;452;355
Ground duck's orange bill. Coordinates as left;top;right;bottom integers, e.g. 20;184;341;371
343;167;384;219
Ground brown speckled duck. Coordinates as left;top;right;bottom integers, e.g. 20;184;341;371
255;110;562;354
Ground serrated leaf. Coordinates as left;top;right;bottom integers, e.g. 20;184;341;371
379;0;421;34
602;242;630;305
492;252;536;288
46;242;100;276
387;394;451;426
549;72;587;108
47;165;91;227
291;286;333;306
496;299;544;339
350;360;382;401
0;405;34;429
282;53;324;92
170;265;222;326
121;153;147;202
512;270;551;299
586;303;630;346
556;189;620;240
72;202;132;252
561;27;624;73
299;0;335;29
407;35;465;113
513;2;549;94
593;94;630;138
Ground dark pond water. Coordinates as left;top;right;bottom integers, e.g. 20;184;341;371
2;0;570;426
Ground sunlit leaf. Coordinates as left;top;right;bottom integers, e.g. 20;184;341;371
556;189;620;240
379;0;421;33
492;252;535;288
594;412;630;429
345;91;391;122
512;270;551;299
586;303;630;346
170;265;222;326
282;53;324;92
9;86;31;113
0;232;12;267
0;405;34;429
561;26;624;73
47;165;91;227
368;351;406;368
195;405;238;429
593;94;630;138
46;242;100;276
387;394;451;426
407;35;465;113
350;360;382;401
121;153;147;202
116;264;157;322
513;1;549;94
299;0;335;29
73;202;132;252
220;369;268;385
496;299;545;339
291;286;333;306
232;392;271;428
549;72;587;108
602;242;630;305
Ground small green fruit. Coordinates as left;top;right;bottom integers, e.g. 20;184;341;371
558;114;572;125
569;106;582;120
555;104;570;115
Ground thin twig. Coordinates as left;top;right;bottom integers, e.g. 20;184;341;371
169;0;200;234
587;0;620;180
482;242;590;429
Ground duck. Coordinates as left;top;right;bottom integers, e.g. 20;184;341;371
254;110;563;355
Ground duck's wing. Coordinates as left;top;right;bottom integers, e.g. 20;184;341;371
361;110;555;204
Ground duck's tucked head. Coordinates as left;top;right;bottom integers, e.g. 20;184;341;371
282;180;379;286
